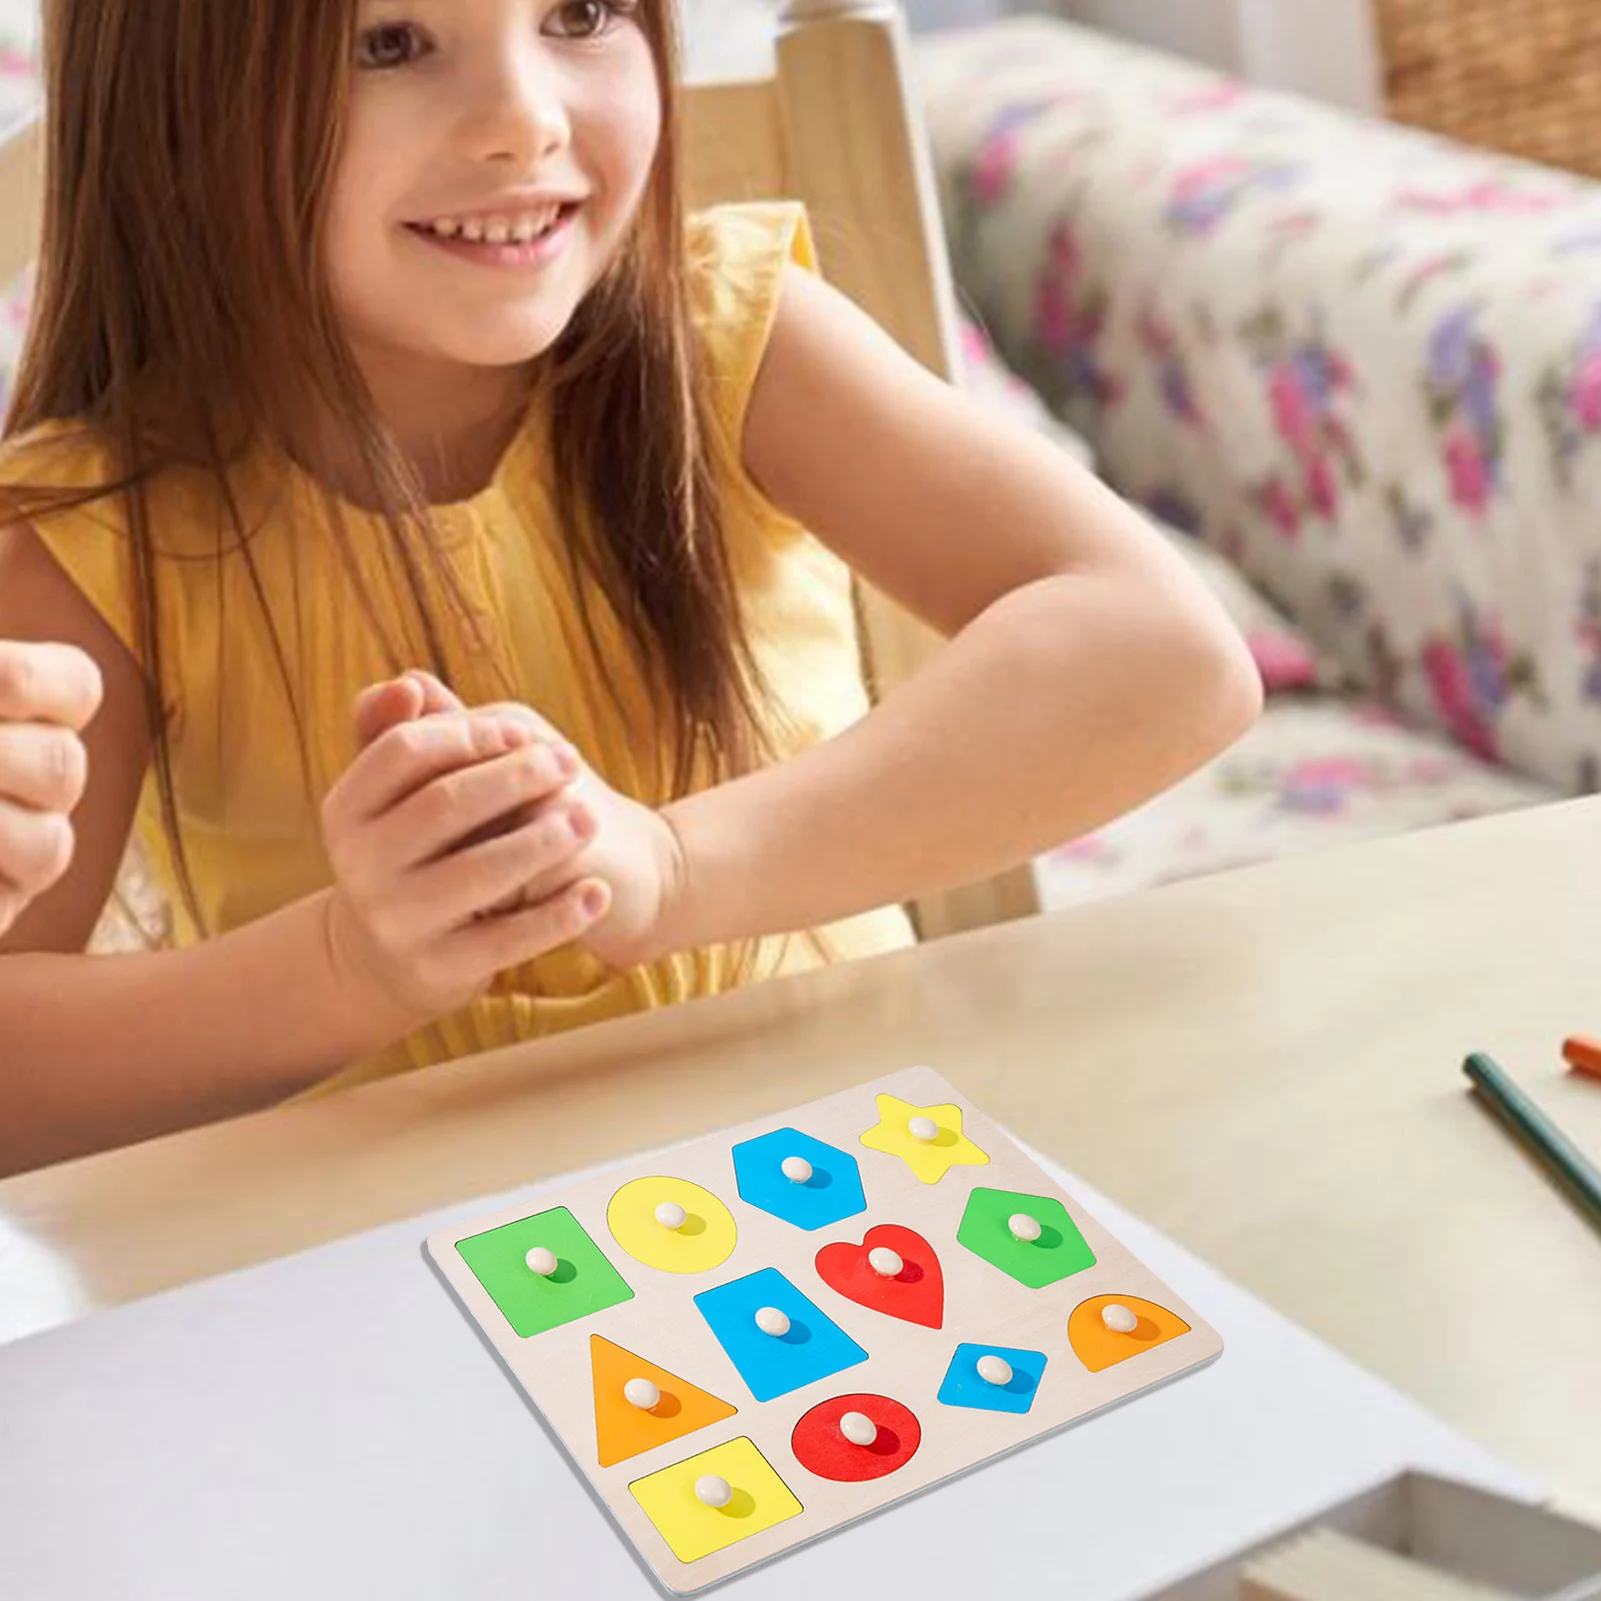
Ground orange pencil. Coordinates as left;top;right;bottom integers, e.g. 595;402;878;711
1562;1035;1601;1081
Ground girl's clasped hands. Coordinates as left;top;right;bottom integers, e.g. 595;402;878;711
0;643;678;1015
320;669;687;1023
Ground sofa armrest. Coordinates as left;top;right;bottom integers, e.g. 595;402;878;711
914;17;1601;792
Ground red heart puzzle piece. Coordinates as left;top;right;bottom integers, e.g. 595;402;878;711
814;1223;944;1329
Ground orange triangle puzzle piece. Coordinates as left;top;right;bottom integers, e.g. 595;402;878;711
590;1334;738;1468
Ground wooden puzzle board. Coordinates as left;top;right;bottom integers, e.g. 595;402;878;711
426;1065;1223;1594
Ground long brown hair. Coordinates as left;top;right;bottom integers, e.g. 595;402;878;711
1;0;772;936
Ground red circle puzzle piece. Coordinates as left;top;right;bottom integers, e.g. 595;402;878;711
791;1393;922;1482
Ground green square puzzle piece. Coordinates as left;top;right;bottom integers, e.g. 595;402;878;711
456;1205;633;1338
957;1186;1096;1288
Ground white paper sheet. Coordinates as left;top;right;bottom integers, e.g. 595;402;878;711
0;1144;1538;1600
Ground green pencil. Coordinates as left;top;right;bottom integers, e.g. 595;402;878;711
1463;1051;1601;1233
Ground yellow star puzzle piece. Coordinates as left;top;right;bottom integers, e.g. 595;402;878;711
858;1093;990;1185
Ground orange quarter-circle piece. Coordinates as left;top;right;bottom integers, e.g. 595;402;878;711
1068;1294;1190;1372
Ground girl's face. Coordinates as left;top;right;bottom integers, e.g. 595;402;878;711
327;0;661;389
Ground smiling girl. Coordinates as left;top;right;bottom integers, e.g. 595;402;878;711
0;0;1259;1172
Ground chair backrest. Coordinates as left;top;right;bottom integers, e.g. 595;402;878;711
682;2;1038;939
0;1;1039;940
0;109;40;291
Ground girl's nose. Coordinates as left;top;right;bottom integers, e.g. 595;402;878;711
466;56;573;166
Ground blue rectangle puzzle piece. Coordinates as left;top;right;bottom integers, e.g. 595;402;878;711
693;1267;868;1402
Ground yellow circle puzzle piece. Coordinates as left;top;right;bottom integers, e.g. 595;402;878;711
858;1093;990;1185
607;1176;738;1273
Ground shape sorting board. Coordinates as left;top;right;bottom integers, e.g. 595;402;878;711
425;1066;1223;1595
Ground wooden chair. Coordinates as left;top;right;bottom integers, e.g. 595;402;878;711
0;0;1040;942
681;0;1039;939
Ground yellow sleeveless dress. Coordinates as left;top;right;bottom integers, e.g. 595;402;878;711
0;203;915;1089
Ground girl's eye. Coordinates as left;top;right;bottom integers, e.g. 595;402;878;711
544;1;633;41
356;23;427;71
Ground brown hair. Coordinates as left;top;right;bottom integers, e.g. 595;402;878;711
2;0;773;937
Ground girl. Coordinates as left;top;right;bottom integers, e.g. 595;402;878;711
0;640;100;936
0;0;1261;1174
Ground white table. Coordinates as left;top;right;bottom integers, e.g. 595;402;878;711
0;1154;1530;1599
4;798;1600;1521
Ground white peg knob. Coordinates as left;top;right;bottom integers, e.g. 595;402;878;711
754;1305;791;1337
1008;1213;1042;1243
907;1116;939;1142
654;1201;687;1231
781;1155;813;1184
623;1377;660;1411
1102;1303;1139;1334
695;1474;733;1509
839;1411;877;1447
867;1246;903;1278
524;1246;559;1277
976;1354;1013;1387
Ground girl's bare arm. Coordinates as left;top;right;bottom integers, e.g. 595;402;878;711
652;267;1264;952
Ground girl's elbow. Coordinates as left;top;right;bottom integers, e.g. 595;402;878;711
1179;609;1264;756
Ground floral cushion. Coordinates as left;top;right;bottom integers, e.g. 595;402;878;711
1036;696;1555;910
914;16;1601;796
958;315;1340;694
958;319;1561;908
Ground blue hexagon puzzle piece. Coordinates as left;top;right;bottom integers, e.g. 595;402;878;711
937;1343;1047;1415
694;1267;868;1402
731;1127;867;1231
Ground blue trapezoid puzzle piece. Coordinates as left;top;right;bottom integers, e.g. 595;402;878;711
694;1267;868;1402
937;1342;1047;1415
731;1128;867;1231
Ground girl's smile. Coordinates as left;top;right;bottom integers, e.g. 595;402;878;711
403;198;585;269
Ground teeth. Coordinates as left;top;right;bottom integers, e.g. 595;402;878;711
423;204;564;243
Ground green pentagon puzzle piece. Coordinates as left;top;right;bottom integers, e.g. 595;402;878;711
956;1186;1096;1288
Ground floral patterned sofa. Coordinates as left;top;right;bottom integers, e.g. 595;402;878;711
0;4;1569;931
911;15;1585;908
